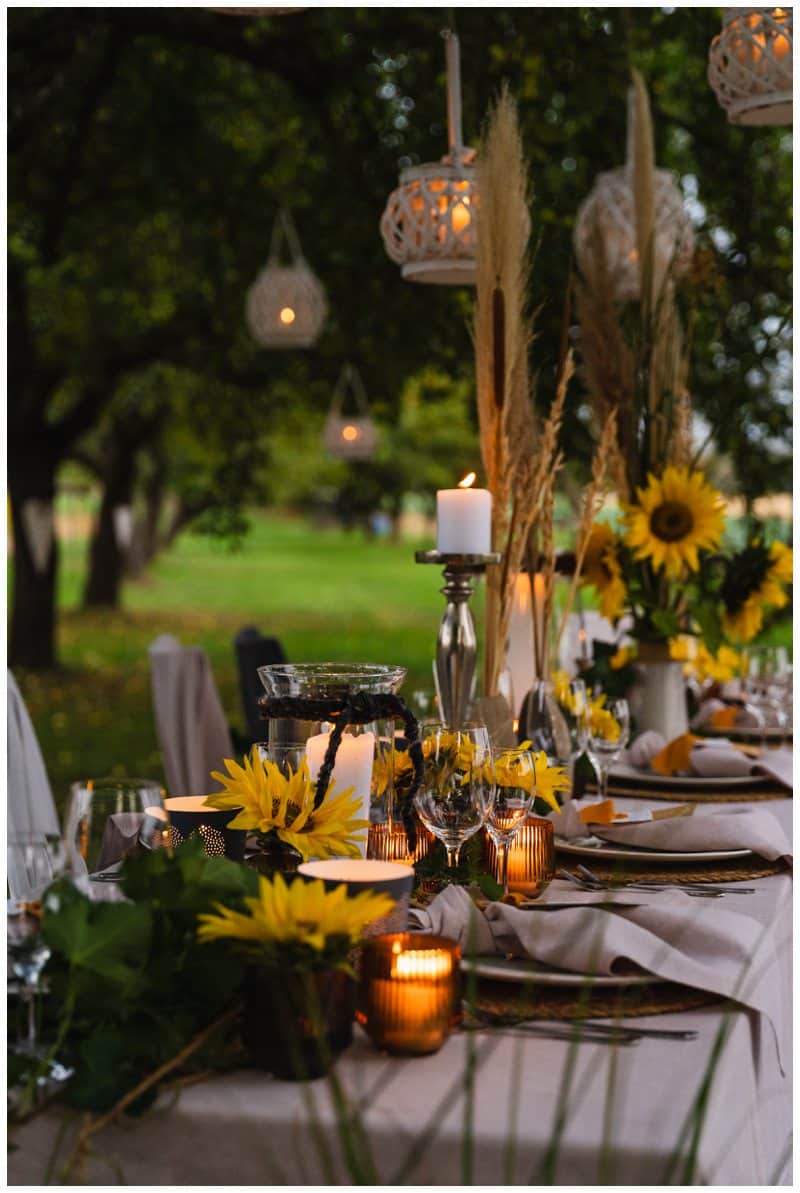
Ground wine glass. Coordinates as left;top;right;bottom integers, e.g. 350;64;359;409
745;647;791;744
64;778;168;882
485;748;536;895
414;723;494;870
582;697;630;801
7;833;62;1056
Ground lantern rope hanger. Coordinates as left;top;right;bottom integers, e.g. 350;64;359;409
246;208;328;348
380;13;478;285
323;363;379;461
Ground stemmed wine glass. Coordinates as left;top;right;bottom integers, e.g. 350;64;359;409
414;723;494;871
582;697;630;801
63;777;168;882
485;748;536;895
7;833;62;1056
744;647;791;745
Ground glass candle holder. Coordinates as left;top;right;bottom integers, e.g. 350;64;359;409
487;815;555;895
357;932;461;1056
367;820;435;865
164;797;247;862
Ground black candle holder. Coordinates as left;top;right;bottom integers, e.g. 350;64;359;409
164;797;247;862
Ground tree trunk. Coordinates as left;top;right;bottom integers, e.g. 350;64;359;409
8;442;60;670
83;449;136;608
126;468;165;579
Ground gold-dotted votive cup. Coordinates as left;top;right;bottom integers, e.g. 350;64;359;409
357;932;461;1056
164;796;246;862
485;815;555;895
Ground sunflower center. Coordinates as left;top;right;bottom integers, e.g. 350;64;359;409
650;501;694;542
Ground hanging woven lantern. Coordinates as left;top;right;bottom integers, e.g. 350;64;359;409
246;210;327;348
708;8;792;126
380;30;478;285
323;364;379;461
573;86;694;302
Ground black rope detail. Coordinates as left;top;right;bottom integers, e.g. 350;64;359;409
258;692;423;850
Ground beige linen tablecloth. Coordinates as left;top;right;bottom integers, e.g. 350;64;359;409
8;800;792;1186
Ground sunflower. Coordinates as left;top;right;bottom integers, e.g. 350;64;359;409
493;744;569;814
581;523;626;621
610;644;637;670
670;637;742;683
623;467;725;577
372;745;416;799
197;873;395;957
207;750;369;861
721;540;793;644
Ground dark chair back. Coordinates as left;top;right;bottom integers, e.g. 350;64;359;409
234;627;288;745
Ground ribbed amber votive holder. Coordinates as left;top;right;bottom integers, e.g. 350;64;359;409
357;932;461;1056
367;820;435;864
485;815;555;895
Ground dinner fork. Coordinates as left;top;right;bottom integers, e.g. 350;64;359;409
556;868;722;898
575;863;756;896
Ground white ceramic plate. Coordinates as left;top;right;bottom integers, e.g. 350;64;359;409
608;762;770;790
703;724;788;742
555;835;752;863
461;955;658;987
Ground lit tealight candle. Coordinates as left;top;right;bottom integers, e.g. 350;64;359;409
357;933;461;1055
436;472;492;555
490;816;555;895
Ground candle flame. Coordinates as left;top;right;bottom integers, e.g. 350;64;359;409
391;949;452;980
279;306;296;325
458;472;476;489
342;424;360;442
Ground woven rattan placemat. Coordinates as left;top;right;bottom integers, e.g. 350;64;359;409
555;853;786;883
590;783;789;803
468;976;724;1021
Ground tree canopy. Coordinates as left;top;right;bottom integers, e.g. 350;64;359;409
8;7;792;668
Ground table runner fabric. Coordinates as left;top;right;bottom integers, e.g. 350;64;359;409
148;635;232;797
8;805;791;1186
553;799;793;862
7;669;60;838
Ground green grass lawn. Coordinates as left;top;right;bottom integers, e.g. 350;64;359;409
12;508;791;815
16;513;451;810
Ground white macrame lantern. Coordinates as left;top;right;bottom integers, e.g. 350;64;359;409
708;8;792;126
573;88;695;301
323;364;379;461
380;31;478;285
246;210;327;349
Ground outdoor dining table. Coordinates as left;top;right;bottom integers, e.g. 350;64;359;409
8;797;792;1186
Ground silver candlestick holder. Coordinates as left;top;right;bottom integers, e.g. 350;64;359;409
415;550;501;727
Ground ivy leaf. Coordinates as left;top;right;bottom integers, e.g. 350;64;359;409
42;880;151;990
475;872;504;902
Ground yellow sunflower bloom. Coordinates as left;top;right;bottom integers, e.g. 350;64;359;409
623;467;725;577
610;644;637;670
197;873;395;955
722;595;765;644
207;750;369;861
581;523;626;621
671;637;742;683
372;746;416;798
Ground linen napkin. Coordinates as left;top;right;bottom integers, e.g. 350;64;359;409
622;730;793;789
7;670;60;837
148;635;233;796
410;883;788;1070
554;799;792;863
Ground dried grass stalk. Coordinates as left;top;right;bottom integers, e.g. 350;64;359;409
555;409;618;652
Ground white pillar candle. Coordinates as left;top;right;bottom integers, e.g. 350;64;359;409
305;730;375;855
506;572;536;718
436;473;492;554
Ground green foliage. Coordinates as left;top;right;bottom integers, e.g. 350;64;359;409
37;841;258;1113
414;835;503;902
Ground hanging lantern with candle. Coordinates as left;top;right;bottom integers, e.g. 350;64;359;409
708;8;792;126
246;209;327;349
380;29;478;285
573;86;695;302
322;363;379;461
